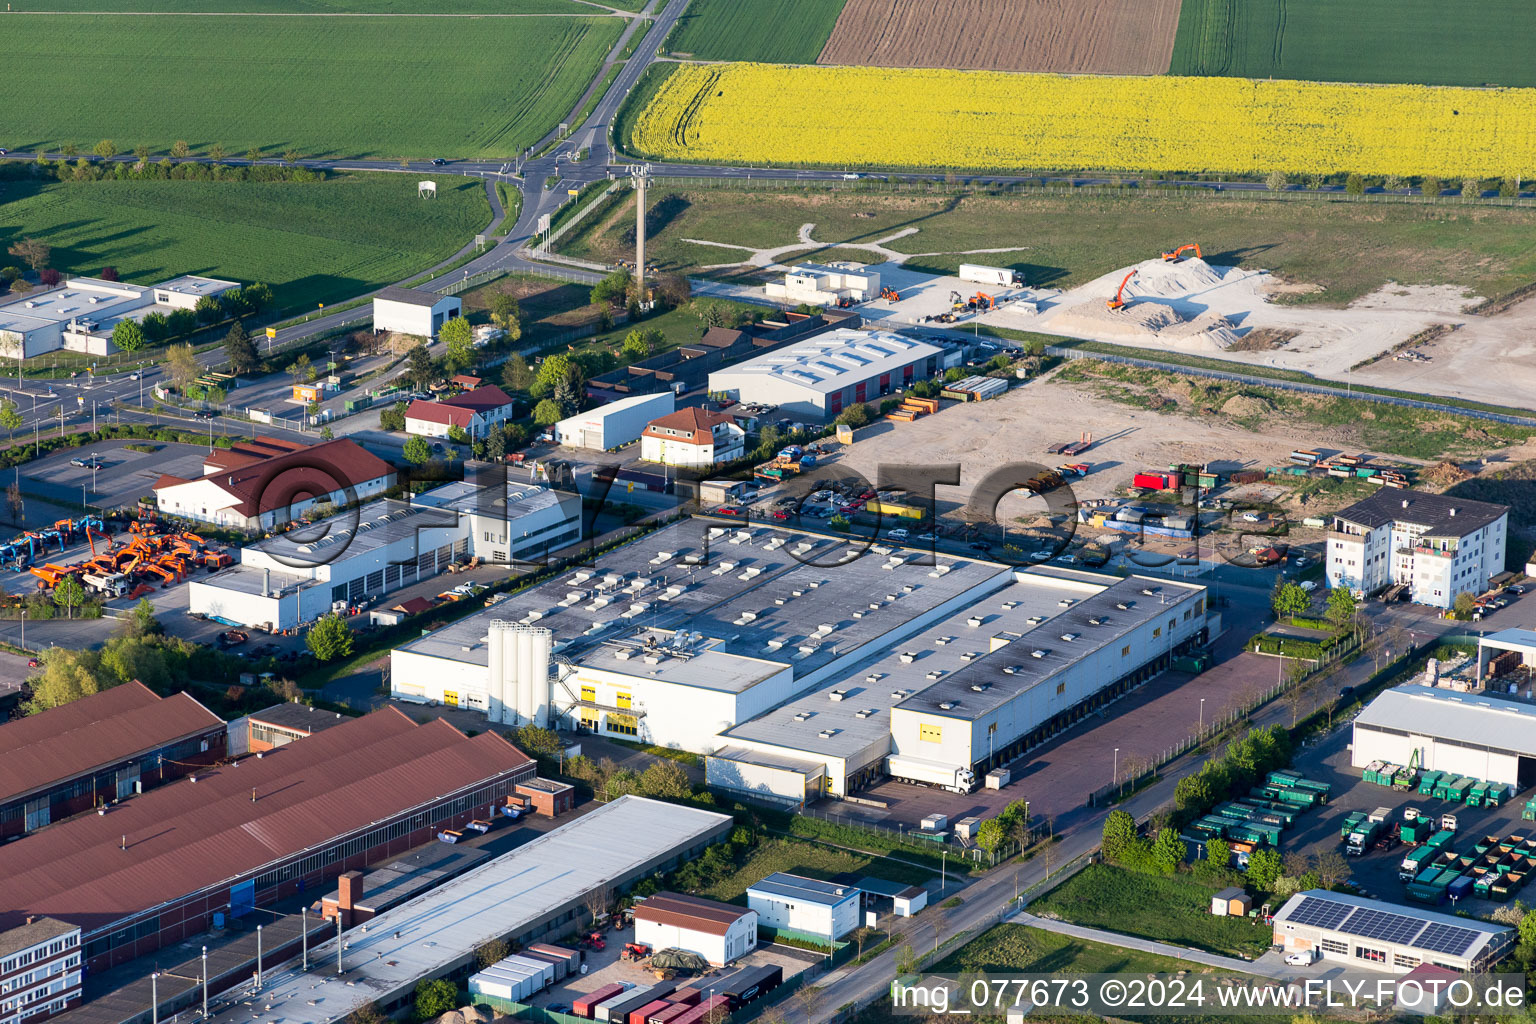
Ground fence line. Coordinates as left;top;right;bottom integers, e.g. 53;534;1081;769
1046;345;1536;428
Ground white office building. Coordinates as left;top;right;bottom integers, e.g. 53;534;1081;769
1326;490;1508;608
554;392;674;451
372;286;462;338
632;893;756;967
765;263;881;306
0;275;237;358
707;329;951;421
747;873;860;943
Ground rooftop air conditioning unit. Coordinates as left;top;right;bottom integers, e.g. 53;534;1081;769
866;673;884;683
829;690;846;702
1059;599;1075;607
1116;602;1130;610
926;670;945;680
899;652;916;663
967;616;983;628
1031;649;1048;658
1141;588;1158;596
1060;633;1079;642
793;712;812;722
1087;617;1103;626
938;701;955;710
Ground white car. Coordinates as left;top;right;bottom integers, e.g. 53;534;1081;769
1284;950;1318;967
888;529;909;541
841;173;861;180
1301;580;1318;591
1242;512;1263;523
1030;550;1053;560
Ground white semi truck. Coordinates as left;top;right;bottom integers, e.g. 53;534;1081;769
958;264;1024;288
887;754;976;794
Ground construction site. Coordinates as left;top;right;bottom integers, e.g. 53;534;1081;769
8;512;233;604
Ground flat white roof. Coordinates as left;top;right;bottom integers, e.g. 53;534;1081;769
1354;683;1536;756
0;279;147;334
1479;627;1536;652
710;329;943;396
557;391;673;431
154;275;238;296
204;796;730;1024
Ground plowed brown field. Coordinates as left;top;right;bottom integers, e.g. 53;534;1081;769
817;0;1183;75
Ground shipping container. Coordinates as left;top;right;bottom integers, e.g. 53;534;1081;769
649;1004;692;1024
632;1002;672;1024
517;950;568;982
593;986;643;1022
717;965;781;1006
669;989;703;1007
669;996;729;1024
528;942;583;966
1289;449;1321;465
1132;472;1172;490
575;985;629;1019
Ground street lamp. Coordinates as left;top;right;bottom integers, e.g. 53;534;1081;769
1112;747;1120;785
1199;697;1206;733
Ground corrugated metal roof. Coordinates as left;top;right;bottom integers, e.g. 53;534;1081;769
0;683;223;804
748;873;856;907
634;893;751;936
0;708;534;932
1354;684;1536;756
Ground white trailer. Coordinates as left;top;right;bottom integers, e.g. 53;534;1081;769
886;754;976;794
958;264;1023;288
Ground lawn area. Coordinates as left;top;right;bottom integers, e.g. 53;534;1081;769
1053;359;1536;460
0;15;623;158
663;0;846;63
1028;865;1272;959
0;174;489;313
557;187;1536;307
702;837;931;904
1170;0;1536;88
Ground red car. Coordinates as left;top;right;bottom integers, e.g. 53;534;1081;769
770;510;790;521
27;658;40;668
715;506;745;517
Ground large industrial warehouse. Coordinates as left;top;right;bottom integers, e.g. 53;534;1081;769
195;796;732;1024
390;519;1210;801
1272;890;1513;974
0;709;536;973
0;682;225;838
706;329;956;421
1351;684;1536;789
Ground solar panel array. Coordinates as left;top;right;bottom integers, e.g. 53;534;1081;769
1285;896;1486;958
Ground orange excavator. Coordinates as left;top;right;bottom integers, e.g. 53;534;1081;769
137;563;178;587
1161;243;1202;262
1107;269;1138;310
972;292;995;311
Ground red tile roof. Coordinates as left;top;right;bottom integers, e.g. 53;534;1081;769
203;437;308;474
450;375;483;389
154;439;394;518
0;708;534;932
642;408;735;446
391;597;435;616
407;386;515;428
0;683;223;804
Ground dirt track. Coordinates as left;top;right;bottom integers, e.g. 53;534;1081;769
817;0;1183;75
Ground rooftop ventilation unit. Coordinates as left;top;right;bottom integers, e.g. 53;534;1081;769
929;565;952;577
1002;665;1020;674
1115;602;1130;610
866;673;884;683
829;689;847;702
1031;649;1048;658
1060;632;1079;642
960;651;979;661
938;701;956;711
970;682;990;692
854;709;875;719
793;712;812;722
967;616;983;628
1087;616;1106;626
1141;588;1158;596
925;669;945;680
899;651;916;664
818;729;839;738
1027;615;1045;625
1059;598;1075;608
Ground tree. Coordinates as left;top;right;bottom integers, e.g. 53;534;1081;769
1324;587;1357;629
306;613;354;661
638;759;692;800
164;343;200;392
220;288;251;319
1271;581;1310;620
242;282;275;313
514;723;562;759
1101;810;1136;863
403;436;433;464
224;321;259;375
1453;591;1477;619
974;818;1007;854
405;344;435;390
590;269;631;307
99;266;119;282
835;403;871;428
1313;850;1349;889
132;144;150;163
656;272;691;308
247;147;262;163
692;299;732;328
621;327;661;361
1247;847;1283;890
532;353;579;398
502;353;533;392
8;238;51;272
440;317;474;373
533;399;563;427
1265;169;1288;191
6;482;22;526
167;308;197;337
283;148;301;164
1206;837;1231;870
1461;177;1482;198
484;428;506;462
195;294;223;325
7;279;29;296
412;978;457;1021
475;939;509;969
489;290;522;339
0;400;22;438
111;320;146;353
1421;175;1443;198
170;140;190;159
122;598;162;639
209;143;227;162
1345;173;1365;195
287;353;313;385
379;401;408;432
93;139;118;159
38;268;60;287
53;576;86;620
1151;827;1184;875
447;424;469;445
319;425;334;440
139;312;170;343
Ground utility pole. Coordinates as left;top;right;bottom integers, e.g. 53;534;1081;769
202;947;208;1018
302;906;308;971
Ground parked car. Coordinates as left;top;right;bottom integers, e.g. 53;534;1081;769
192;409;217;420
715;506;745;517
1300;580;1318;591
1509;585;1526;596
769;510;789;521
888;528;909;541
1284;950;1318;967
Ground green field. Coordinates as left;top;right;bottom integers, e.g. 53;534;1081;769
0;175;489;312
664;0;845;63
1169;0;1536;87
1028;865;1272;959
0;15;623;158
556;186;1536;307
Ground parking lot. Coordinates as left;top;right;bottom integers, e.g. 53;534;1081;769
18;439;213;520
525;920;818;1014
1283;719;1534;915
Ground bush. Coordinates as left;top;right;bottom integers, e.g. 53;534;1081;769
1345;173;1365;195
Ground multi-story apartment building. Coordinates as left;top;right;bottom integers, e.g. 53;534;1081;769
1327;490;1508;608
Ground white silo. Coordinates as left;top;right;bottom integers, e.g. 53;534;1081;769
487;621;552;727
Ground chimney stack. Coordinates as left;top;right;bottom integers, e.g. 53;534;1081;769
263;568;271;598
251;787;257;803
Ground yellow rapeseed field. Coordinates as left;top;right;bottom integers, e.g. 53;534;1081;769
630;63;1536;177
